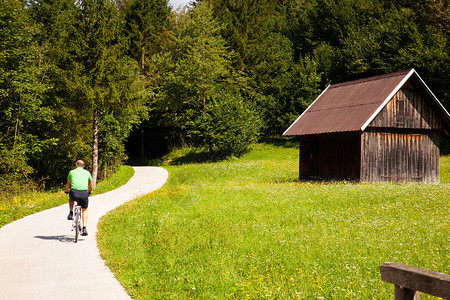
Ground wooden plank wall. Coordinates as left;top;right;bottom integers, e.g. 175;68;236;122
363;78;442;183
369;81;443;130
300;133;360;180
361;129;440;183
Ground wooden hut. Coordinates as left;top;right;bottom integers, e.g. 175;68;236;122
283;69;450;183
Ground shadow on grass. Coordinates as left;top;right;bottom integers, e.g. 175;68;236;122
165;139;299;165
128;149;233;166
130;139;299;166
262;137;299;149
169;149;231;165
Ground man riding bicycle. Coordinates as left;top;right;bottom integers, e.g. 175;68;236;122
65;160;93;236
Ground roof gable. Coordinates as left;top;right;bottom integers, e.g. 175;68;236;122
283;69;449;136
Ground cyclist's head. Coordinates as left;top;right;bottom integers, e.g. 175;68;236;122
76;160;85;168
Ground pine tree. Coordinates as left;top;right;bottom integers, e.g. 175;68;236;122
121;0;171;73
31;0;147;186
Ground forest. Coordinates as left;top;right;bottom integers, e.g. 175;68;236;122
1;0;449;196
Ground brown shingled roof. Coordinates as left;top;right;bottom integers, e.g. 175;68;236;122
283;69;449;136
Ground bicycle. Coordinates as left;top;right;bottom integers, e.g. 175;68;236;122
72;202;82;243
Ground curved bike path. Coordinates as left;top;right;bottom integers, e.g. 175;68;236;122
0;167;168;300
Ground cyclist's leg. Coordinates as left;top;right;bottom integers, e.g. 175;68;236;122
68;190;76;219
82;209;88;227
67;198;75;220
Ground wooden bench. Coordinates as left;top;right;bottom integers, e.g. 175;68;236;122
380;262;450;299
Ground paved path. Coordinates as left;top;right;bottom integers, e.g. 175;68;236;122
0;167;168;300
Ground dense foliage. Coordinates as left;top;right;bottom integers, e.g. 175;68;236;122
0;0;448;195
0;0;170;197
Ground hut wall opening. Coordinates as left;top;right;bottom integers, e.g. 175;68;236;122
299;133;361;181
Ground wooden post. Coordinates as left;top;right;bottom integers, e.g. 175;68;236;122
394;285;420;300
380;262;450;299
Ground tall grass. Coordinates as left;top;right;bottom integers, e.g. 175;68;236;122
0;165;134;228
98;145;449;299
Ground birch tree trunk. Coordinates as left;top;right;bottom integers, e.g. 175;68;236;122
91;108;99;188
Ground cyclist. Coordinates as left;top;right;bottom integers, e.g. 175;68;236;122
65;160;93;236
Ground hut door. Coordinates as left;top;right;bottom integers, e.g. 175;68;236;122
378;132;425;182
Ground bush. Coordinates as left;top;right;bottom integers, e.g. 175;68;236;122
194;92;262;158
0;146;36;199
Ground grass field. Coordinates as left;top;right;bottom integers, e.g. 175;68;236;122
0;165;134;228
98;143;449;299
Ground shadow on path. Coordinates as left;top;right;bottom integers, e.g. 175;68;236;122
34;235;80;243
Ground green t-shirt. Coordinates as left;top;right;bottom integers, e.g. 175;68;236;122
67;167;92;190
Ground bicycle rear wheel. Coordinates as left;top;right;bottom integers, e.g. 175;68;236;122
75;221;79;243
74;207;81;243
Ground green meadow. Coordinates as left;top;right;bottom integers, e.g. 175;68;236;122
98;143;449;299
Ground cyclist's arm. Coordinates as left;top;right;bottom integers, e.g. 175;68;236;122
65;179;71;194
88;180;93;194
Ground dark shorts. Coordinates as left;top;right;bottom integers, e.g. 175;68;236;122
69;190;89;209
